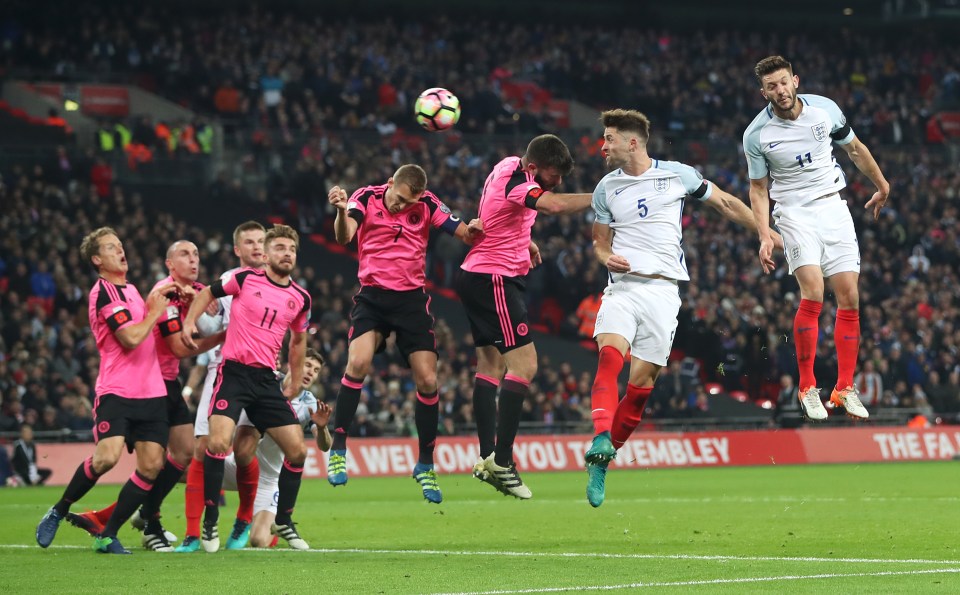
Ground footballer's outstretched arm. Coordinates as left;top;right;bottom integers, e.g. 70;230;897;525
329;186;359;244
533;192;593;216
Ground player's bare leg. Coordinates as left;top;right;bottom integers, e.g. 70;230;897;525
249;510;276;548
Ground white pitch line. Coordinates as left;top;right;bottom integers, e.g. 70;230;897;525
427;568;960;595
4;544;960;567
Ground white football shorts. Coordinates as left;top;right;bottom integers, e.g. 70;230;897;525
773;193;861;277
593;275;680;366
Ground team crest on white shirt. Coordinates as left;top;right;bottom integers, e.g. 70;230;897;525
654;178;671;193
811;122;828;142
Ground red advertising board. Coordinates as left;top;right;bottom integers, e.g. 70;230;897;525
21;426;960;485
936;112;960;138
79;86;130;117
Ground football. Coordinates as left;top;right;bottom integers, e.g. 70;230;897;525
414;87;461;132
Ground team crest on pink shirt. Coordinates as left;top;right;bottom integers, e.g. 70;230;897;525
408;212;423;226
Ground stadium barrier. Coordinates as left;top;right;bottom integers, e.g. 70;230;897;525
26;426;959;486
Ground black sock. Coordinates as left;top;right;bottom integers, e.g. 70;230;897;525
473;375;499;459
203;450;226;525
102;471;153;537
274;460;303;526
415;391;439;465
331;374;363;451
139;456;186;525
494;376;529;467
54;457;103;515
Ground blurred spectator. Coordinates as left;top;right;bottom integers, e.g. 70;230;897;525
90;157;113;198
12;425;52;485
774;374;803;429
0;444;15;486
348;404;382;438
854;360;884;408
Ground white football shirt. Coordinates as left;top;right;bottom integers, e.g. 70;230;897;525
743;94;855;206
592;160;713;282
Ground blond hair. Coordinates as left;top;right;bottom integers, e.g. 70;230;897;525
79;227;118;270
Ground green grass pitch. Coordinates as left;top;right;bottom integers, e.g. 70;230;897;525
2;462;958;593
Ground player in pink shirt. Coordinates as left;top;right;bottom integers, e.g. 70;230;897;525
66;240;225;551
456;134;593;499
36;227;178;554
325;164;483;502
180;221;267;552
181;224;312;552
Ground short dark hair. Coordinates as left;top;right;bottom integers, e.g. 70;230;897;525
305;348;325;367
232;220;265;246
600;109;651;143
393;164;427;196
265;224;300;250
755;55;794;85
523;134;574;176
79;227;118;270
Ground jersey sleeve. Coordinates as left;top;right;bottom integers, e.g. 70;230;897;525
292;293;311;333
592;179;612;224
347;187;373;223
95;281;133;333
742;120;769;180
425;192;461;235
659;161;713;201
823;98;854;144
156;304;183;336
675;162;713;201
211;269;247;298
801;94;855;144
195;308;223;337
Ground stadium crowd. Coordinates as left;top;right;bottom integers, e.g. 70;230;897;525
2;6;960;444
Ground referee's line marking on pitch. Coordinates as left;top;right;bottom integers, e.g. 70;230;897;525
426;568;960;595
4;544;960;567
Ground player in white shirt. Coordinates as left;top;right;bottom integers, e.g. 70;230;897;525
583;109;781;507
175;221;267;552
221;349;331;549
743;56;890;422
